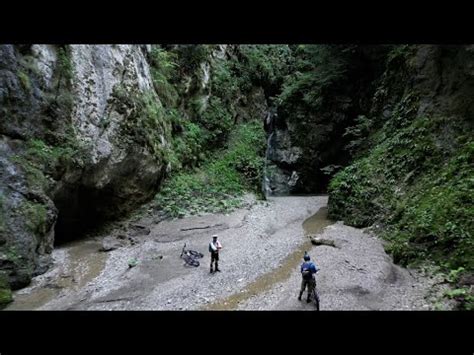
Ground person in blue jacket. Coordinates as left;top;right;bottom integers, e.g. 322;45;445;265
298;252;319;303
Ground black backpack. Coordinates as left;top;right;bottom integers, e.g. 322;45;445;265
302;264;313;280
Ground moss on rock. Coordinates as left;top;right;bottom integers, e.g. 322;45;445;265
0;272;13;308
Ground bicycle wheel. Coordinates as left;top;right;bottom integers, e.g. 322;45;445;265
189;250;204;258
184;256;200;267
189;259;200;267
312;288;320;311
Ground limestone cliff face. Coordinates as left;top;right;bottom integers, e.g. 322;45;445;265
0;45;171;291
0;44;271;299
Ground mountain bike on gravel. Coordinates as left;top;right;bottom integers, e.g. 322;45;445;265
310;276;320;311
180;243;204;267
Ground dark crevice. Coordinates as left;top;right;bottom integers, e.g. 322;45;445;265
52;185;125;246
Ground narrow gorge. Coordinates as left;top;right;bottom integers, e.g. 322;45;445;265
0;44;472;310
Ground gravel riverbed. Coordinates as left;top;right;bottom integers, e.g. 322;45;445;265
5;195;450;311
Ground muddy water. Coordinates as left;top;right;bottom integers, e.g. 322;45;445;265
204;207;333;310
5;239;107;310
302;206;332;235
66;239;107;289
5;287;59;310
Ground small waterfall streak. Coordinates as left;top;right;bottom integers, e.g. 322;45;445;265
263;111;274;198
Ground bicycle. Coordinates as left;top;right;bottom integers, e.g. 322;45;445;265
310;277;320;311
303;269;320;310
180;243;203;267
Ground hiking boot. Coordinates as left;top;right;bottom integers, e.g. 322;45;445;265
306;298;311;303
215;268;221;272
210;267;214;274
298;292;303;301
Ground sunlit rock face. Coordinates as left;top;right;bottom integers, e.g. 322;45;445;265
0;45;171;290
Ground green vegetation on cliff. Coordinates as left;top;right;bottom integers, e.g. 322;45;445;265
329;116;473;269
0;272;13;308
155;121;266;217
274;45;389;192
148;45;284;216
326;45;474;308
112;88;172;162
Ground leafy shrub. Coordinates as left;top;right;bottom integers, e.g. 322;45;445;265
149;46;179;107
329;115;474;272
154;121;265;217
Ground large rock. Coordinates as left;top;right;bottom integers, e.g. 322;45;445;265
264;122;302;196
0;45;172;291
0;136;57;288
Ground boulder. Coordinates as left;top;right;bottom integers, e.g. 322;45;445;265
0;44;170;288
309;236;338;248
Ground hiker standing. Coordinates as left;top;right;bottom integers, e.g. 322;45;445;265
209;235;222;273
298;252;318;303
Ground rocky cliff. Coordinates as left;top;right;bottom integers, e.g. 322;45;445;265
264;45;389;194
0;44;274;304
0;45;171;296
326;45;474;308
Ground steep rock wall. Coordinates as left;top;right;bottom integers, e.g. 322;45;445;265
0;45;171;293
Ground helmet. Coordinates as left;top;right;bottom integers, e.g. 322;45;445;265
303;252;310;261
212;235;218;239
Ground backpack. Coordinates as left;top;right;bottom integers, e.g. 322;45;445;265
209;243;214;253
302;263;313;280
